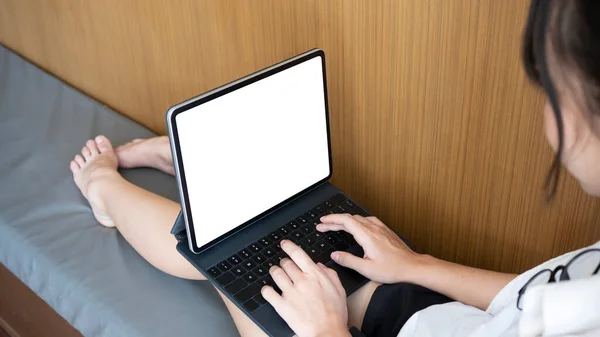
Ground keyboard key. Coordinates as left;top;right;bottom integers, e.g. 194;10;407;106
274;252;287;262
215;271;236;286
314;206;326;215
257;276;274;287
349;244;365;258
343;200;356;209
252;253;266;264
208;267;222;278
233;266;246;277
286;221;301;231
247;243;262;253
328;194;347;206
225;278;247;294
269;231;282;242
307;246;321;257
253;265;269;277
218;260;232;272
315;248;335;264
243;271;258;283
337;203;348;211
306;211;318;219
279;226;290;236
325;234;340;245
300;225;314;235
309;220;320;228
235;284;260;303
259;237;272;247
316;240;330;251
254;293;267;305
335;230;349;239
272;241;282;250
264;260;277;269
334;241;350;251
228;254;242;265
243;260;257;270
263;247;277;258
300;236;315;247
324;200;335;209
313;231;325;240
291;231;305;241
296;216;309;225
243;299;260;312
238;248;253;259
347;206;363;215
331;206;345;214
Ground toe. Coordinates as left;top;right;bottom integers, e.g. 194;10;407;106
95;135;114;153
75;154;86;166
87;139;99;155
70;160;80;173
82;146;92;160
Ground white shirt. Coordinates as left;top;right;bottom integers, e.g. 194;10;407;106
398;241;600;337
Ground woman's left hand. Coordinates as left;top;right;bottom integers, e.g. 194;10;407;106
262;240;351;337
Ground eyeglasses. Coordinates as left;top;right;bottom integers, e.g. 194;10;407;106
517;248;600;310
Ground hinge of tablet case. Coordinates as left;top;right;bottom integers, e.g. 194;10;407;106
174;229;187;242
170;211;187;242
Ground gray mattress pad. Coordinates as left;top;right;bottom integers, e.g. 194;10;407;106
0;45;238;337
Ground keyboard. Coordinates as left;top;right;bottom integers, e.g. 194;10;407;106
206;193;368;313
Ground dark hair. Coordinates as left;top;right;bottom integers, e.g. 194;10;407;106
522;0;600;199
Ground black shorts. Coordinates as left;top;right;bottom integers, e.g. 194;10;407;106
350;283;452;337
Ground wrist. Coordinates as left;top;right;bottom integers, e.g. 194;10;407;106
316;330;351;337
402;253;437;285
315;322;350;337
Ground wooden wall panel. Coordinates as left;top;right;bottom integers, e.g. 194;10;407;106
2;0;600;274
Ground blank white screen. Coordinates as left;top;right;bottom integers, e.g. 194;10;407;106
176;56;330;248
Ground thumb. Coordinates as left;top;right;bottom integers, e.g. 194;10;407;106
331;251;369;273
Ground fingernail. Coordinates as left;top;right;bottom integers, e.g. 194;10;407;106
280;239;288;245
331;252;338;261
95;136;104;143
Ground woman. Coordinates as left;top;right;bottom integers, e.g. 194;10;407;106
69;1;600;336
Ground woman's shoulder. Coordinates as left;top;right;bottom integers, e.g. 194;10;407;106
486;240;600;315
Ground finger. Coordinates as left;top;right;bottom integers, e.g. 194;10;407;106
316;223;345;232
317;263;345;296
318;215;367;244
279;258;304;283
331;251;369;274
320;214;363;232
280;240;316;273
269;265;294;292
261;286;286;310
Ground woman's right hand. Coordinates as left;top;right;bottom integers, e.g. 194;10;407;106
317;214;422;284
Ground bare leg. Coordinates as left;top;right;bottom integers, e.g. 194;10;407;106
71;136;379;335
116;136;174;175
70;135;202;279
216;281;380;337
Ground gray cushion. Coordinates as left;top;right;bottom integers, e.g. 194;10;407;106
0;45;238;337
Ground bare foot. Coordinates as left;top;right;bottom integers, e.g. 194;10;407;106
116;136;174;176
70;136;120;227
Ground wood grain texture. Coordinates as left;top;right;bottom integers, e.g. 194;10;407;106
2;0;600;274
